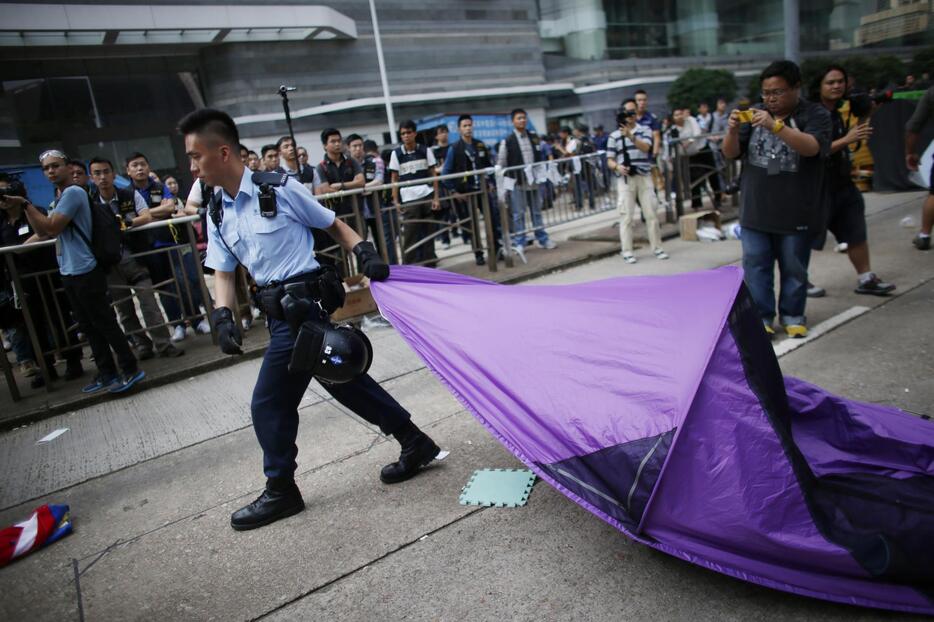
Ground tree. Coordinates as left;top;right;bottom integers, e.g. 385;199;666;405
667;68;738;112
870;55;907;89
910;46;934;78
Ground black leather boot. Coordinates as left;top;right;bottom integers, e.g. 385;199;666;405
380;421;441;484
230;477;305;531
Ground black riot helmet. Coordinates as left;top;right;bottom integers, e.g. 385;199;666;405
289;320;373;383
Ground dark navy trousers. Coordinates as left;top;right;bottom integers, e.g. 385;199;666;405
251;316;412;479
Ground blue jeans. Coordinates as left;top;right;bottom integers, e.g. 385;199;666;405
509;186;549;246
741;228;809;326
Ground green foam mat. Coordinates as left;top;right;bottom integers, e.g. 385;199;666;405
459;468;537;508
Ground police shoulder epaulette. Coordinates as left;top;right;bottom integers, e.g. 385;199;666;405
251;171;290;187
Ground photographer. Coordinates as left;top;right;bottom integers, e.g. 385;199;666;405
722;60;831;339
808;65;895;296
4;150;143;394
0;174;84;387
607;99;668;264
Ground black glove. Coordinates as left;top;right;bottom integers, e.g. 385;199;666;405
210;307;242;355
352;241;389;281
123;212;135;227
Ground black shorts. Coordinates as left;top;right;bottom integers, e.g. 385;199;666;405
813;180;867;249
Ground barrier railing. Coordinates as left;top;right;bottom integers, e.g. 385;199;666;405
1;215;213;401
2;148;742;401
665;131;740;217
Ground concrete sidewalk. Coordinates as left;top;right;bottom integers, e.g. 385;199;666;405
0;190;931;622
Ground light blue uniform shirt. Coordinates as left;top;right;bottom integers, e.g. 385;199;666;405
204;167;336;286
51;185;97;276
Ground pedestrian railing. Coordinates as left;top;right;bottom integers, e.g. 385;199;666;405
665;132;740;217
1;215;213;401
3;149;743;401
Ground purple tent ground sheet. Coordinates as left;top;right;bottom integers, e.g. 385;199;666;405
370;265;934;614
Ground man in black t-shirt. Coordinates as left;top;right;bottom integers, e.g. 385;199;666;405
723;60;831;339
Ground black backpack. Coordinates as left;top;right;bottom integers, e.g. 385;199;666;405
71;191;122;270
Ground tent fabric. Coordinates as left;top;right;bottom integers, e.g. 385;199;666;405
370;266;934;614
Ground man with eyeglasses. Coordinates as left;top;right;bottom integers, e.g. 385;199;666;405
722;60;831;339
1;150;145;393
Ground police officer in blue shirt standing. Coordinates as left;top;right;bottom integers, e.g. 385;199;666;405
178;109;441;531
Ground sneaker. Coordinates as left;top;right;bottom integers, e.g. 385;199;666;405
653;248;669;260
82;374;118;394
806;283;826;298
913;234;931;250
158;343;185;358
539;239;557;250
509;244;528;264
621;252;637;264
763;322;776;338
834;242;849;253
784;324;808;339
242;317;252;331
171;325;187;342
108;369;146;394
441;242;451;251
195;319;211;335
474;252;486;266
855;274;895;296
18;360;39;378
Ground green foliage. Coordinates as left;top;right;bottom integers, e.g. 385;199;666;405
910;46;934;77
667;68;737;112
870;55;907;89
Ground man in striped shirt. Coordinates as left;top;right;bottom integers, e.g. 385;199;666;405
607;99;668;264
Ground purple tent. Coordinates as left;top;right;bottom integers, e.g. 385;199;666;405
371;266;934;614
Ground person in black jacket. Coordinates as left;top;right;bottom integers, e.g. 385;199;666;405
441;114;500;265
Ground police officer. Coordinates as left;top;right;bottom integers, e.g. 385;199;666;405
178;108;441;531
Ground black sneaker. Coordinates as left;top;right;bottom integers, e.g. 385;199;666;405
231;480;305;531
913;234;931;251
475;252;486;266
855;274;895;296
135;347;155;361
158;344;185;358
806;282;826;298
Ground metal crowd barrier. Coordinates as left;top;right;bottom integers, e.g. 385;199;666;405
2;149;742;401
1;215;213;401
313;152;620;272
665;131;740;217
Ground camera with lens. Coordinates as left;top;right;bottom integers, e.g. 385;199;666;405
846;89;892;119
616;109;637;126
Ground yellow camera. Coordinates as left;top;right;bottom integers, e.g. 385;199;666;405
736;109;755;124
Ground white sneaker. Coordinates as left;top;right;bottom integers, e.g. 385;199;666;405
510;244;528;264
834;242;848;253
539;239;557;250
171;325;187;342
241;318;252;331
196;319;211;335
621;252;637;264
654;248;669;260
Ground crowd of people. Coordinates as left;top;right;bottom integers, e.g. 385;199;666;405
2;58;931;398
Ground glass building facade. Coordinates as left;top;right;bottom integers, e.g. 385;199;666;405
539;0;933;60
